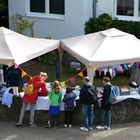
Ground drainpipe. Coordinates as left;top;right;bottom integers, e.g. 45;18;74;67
93;0;97;18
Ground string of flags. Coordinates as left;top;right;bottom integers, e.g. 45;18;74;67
14;62;140;88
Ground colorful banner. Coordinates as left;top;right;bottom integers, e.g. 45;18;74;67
69;77;76;84
60;81;65;88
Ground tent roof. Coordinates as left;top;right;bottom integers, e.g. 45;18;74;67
0;27;59;65
61;28;140;67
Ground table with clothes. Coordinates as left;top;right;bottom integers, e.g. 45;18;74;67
0;83;140;110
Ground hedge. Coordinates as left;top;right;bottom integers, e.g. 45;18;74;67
85;13;140;39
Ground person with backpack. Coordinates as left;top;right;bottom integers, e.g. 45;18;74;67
16;72;49;128
63;87;77;128
96;77;113;130
80;76;97;132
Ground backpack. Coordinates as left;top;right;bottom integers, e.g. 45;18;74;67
88;86;98;104
65;99;75;110
24;84;35;96
107;86;118;104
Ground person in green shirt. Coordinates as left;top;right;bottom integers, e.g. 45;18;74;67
46;85;62;128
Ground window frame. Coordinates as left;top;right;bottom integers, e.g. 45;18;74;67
114;0;140;21
25;0;65;20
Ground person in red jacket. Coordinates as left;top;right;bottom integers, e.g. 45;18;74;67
16;72;49;128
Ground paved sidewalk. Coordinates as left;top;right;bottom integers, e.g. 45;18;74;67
0;122;139;140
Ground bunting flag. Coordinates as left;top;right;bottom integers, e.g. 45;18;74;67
123;64;129;70
30;77;33;80
109;69;113;77
14;64;19;69
69;77;76;84
120;66;124;73
60;81;66;88
99;68;102;76
78;71;84;78
104;69;107;76
93;67;97;73
21;70;27;78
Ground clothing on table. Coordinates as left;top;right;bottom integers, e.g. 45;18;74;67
7;66;22;87
100;108;111;127
82;104;94;129
18;101;35;125
65;111;73;125
23;76;49;104
2;88;13;108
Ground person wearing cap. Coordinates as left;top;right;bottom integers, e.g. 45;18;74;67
16;72;49;128
79;76;94;132
96;77;112;130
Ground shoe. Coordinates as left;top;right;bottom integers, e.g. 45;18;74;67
64;124;67;128
53;121;58;126
16;122;22;127
89;127;93;130
30;124;36;128
104;126;111;130
80;127;89;132
96;125;104;130
45;123;51;128
69;125;72;128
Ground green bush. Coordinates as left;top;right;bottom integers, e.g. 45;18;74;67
85;13;140;39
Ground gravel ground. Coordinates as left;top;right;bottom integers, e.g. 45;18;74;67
0;122;139;140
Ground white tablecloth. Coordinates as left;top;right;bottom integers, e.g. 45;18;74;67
20;90;80;111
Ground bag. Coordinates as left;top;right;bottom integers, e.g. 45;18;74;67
107;86;118;104
24;84;34;96
65;99;75;110
88;86;98;104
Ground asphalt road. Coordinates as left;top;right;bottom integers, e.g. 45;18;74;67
0;122;139;140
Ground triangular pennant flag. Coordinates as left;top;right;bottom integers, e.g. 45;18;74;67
120;66;124;73
30;77;33;80
69;77;76;84
14;64;19;69
78;71;84;78
21;70;27;78
60;81;65;88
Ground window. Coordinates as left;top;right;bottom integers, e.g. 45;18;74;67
27;0;65;19
30;0;45;13
117;0;134;16
49;0;65;15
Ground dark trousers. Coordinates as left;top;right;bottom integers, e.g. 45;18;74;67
65;111;73;125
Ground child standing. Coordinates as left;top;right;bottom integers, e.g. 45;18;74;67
63;88;77;128
47;85;62;128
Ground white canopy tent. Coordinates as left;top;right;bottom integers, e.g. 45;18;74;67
0;27;60;65
61;28;140;82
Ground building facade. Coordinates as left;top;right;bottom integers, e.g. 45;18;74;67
97;0;140;21
8;0;93;39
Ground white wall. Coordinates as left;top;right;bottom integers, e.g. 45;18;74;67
96;0;114;17
8;0;93;39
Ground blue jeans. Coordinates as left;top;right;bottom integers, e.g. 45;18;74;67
100;108;111;127
82;104;94;128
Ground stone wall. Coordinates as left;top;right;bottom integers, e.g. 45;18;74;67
0;97;140;125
